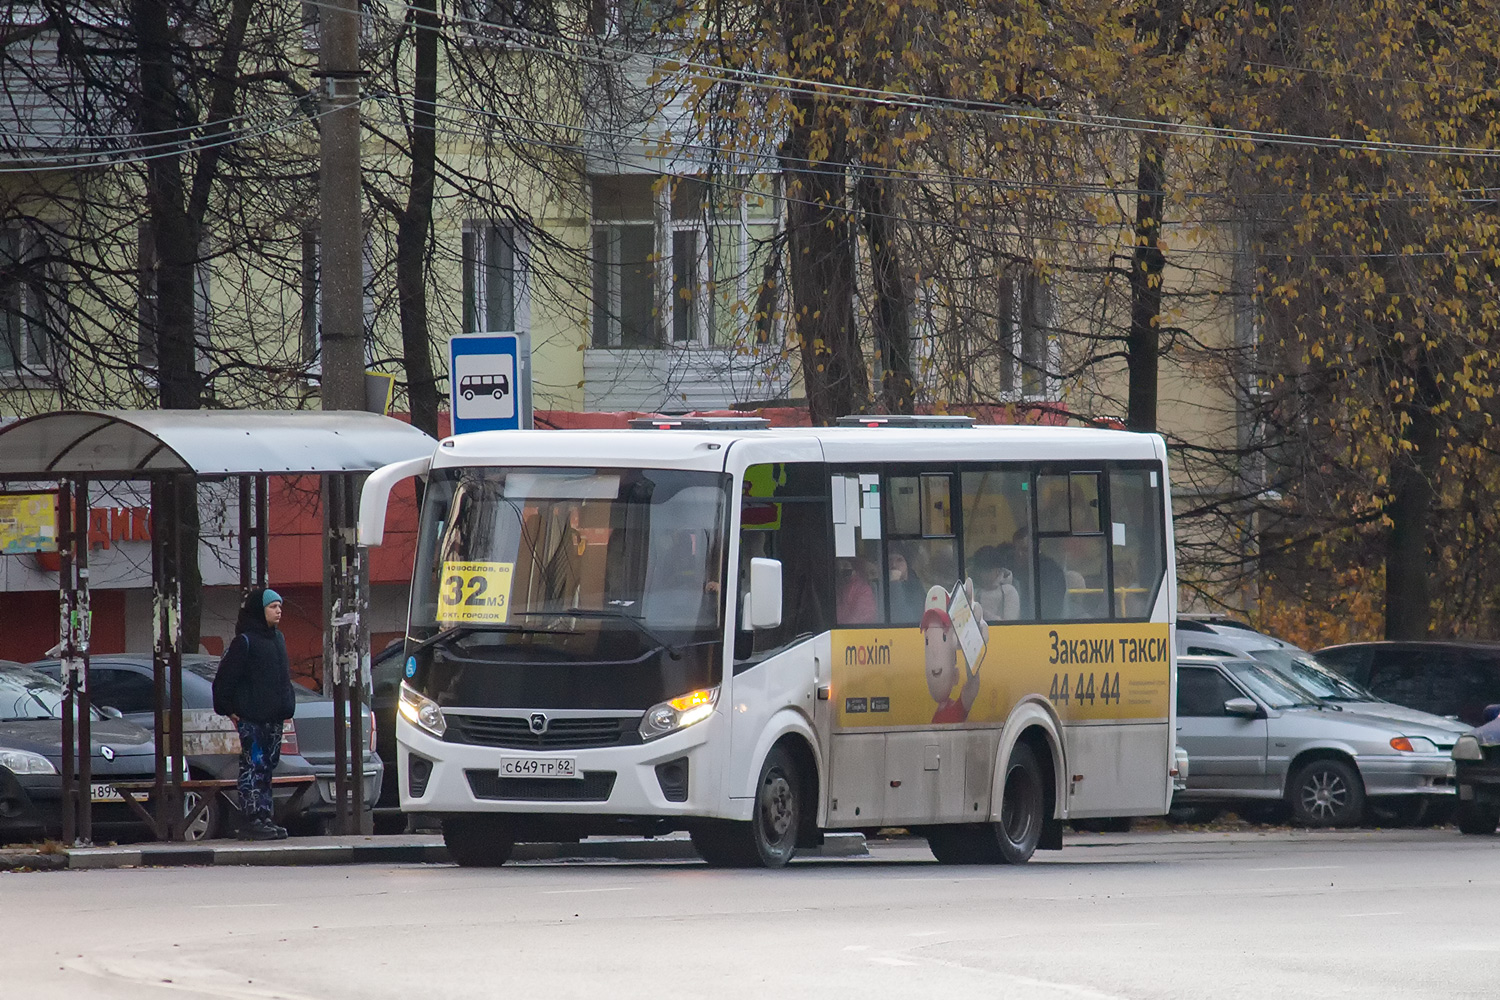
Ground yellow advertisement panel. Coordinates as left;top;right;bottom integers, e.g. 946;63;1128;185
832;618;1170;729
0;493;57;554
437;561;514;624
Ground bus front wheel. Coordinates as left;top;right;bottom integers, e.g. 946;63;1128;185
692;746;801;868
443;815;515;867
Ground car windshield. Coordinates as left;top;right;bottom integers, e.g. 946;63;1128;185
410;466;731;648
1221;659;1320;709
0;666;106;721
1249;649;1377;702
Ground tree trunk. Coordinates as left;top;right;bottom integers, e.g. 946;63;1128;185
394;0;441;438
779;0;864;425
1127;133;1166;433
1383;352;1441;639
858;175;913;414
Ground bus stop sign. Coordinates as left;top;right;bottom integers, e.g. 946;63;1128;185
449;332;531;434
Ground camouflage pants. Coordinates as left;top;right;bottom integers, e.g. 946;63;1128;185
236;720;283;825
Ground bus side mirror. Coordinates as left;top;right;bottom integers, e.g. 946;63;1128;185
748;558;783;630
358;455;432;546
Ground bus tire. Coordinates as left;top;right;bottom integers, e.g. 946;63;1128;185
442;815;515;867
995;742;1045;864
926;825;1002;865
692;746;801;868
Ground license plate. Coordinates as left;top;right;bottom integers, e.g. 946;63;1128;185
498;757;578;779
90;782;124;802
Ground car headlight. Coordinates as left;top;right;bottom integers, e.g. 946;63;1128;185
1390;736;1440;754
639;687;718;742
1453;734;1485;761
398;682;446;739
0;748;57;775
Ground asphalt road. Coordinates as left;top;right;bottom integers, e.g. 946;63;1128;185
4;829;1495;1000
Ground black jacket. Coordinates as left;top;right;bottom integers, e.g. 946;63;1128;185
213;600;296;724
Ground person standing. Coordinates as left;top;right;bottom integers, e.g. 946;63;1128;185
213;587;296;841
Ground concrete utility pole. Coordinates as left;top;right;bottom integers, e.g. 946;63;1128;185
317;0;370;834
319;0;365;411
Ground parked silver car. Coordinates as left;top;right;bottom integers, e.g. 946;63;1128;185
1175;655;1457;826
1177;620;1468;740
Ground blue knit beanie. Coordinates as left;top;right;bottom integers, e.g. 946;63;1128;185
262;588;283;607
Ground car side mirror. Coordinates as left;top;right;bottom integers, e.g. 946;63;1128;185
100;706;124;720
1484;704;1500;724
747;557;783;631
1224;697;1261;718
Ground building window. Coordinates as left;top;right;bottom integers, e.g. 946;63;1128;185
463;222;522;333
591;175;658;349
590;174;720;350
459;0;557;38
136;225;210;373
0;228;55;377
998;271;1053;399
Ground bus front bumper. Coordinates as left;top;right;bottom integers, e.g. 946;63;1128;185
395;713;719;819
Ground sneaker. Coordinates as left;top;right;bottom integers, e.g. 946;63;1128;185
239;821;280;842
271;824;289;840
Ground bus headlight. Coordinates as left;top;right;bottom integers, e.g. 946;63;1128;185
398;682;446;739
1453;735;1485;761
640;687;718;742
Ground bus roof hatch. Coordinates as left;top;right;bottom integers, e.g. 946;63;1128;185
628;416;771;431
835;414;975;429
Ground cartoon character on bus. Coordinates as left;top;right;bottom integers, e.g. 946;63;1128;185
921;581;989;724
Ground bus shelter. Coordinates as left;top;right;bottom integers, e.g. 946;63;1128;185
0;410;434;843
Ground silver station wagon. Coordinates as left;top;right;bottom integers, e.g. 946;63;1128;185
1174;655;1457;826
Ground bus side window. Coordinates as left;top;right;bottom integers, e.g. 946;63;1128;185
738;463;833;658
961;470;1034;621
1036;472;1108;621
1108;467;1164;619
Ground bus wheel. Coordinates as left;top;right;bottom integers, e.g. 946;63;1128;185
692;746;801;868
442;815;515;867
995;742;1045;864
925;826;1002;864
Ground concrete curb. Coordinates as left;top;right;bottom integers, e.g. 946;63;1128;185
2;831;867;871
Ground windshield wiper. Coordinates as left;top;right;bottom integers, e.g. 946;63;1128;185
405;623;541;656
553;608;683;660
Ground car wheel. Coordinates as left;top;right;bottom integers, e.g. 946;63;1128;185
1455;802;1500;835
692;746;802;868
925;825;1004;864
1288;758;1364;827
181;788;222;842
442;815;515;866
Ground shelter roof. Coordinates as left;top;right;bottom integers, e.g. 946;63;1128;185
0;409;436;478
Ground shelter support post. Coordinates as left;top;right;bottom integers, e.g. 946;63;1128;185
323;472;370;835
56;478;93;845
151;476;188;841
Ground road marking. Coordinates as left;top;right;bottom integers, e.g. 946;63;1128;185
541;886;632;895
1344;911;1401;917
191;903;281;909
1248;865;1344;871
869;955;917;967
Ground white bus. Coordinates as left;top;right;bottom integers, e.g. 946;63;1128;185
359;415;1177;867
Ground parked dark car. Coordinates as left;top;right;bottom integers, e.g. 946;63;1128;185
1452;704;1500;835
1316;641;1500;727
30;654;383;837
0;662;162;842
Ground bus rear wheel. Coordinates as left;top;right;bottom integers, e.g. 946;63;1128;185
692;746;801;868
442;815;515;867
927;743;1046;865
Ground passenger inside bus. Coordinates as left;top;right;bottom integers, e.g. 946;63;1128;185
836;556;878;624
887;545;928;622
972;544;1021;621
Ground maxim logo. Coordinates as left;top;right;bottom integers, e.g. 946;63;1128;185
844;642;891;666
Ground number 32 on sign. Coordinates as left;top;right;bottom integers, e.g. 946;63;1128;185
437;561;514;624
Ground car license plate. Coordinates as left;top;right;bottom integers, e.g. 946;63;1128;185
90;782;124;802
498;757;578;779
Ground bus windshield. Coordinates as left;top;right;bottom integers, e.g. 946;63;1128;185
411;467;731;644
